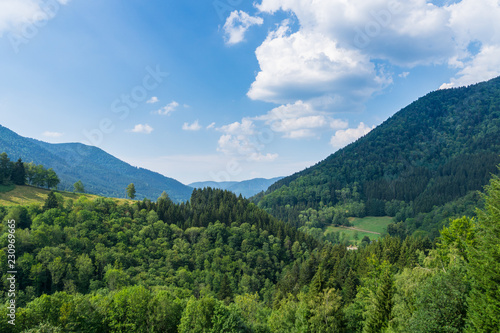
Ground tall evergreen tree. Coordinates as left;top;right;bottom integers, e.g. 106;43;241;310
0;152;11;185
218;274;233;303
12;158;26;185
466;174;500;332
43;191;59;211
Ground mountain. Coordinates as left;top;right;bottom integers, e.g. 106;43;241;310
189;177;283;198
0;125;193;202
256;76;500;235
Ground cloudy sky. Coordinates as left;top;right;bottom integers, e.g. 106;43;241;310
1;0;499;184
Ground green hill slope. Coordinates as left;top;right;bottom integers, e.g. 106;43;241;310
0;125;193;202
257;76;500;234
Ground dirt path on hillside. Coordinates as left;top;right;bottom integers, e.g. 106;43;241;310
339;226;381;235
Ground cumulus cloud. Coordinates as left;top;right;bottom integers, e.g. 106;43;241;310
182;120;202;131
147;96;159;104
217;118;278;162
223;10;264;45
42;131;63;138
247;20;391;107
330;122;375;149
130;124;154;134
249;0;500;109
0;0;70;36
155;101;179;115
255;101;348;138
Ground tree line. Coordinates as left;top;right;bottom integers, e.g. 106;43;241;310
0;152;60;189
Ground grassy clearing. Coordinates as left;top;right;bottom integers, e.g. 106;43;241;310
349;216;393;234
324;216;393;245
0;185;132;207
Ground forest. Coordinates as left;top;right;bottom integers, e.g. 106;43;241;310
255;77;500;239
1;169;499;332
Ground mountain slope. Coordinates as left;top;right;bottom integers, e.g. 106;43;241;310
0;125;193;202
189;177;283;198
257;76;500;228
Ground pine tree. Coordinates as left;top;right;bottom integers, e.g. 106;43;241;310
363;268;394;333
466;174;500;332
218;274;233;303
43;191;59;210
11;158;26;185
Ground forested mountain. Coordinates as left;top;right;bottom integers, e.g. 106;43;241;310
0;125;193;202
256;76;500;237
189;177;283;198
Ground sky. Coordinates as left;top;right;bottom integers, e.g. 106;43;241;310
0;0;499;184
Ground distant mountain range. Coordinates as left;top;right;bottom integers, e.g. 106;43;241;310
0;125;193;202
189;177;283;198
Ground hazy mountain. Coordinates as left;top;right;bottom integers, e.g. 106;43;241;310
189;177;283;198
0;125;193;202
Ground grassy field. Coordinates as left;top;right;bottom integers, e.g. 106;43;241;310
0;185;132;207
350;216;393;234
324;216;393;245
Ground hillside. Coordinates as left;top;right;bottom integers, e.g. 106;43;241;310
189;177;283;198
0;125;193;202
0;185;132;206
257;76;500;236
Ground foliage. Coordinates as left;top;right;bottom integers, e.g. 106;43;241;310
73;180;85;193
466;174;500;332
257;77;500;237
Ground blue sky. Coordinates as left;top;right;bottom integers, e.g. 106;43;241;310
1;0;499;184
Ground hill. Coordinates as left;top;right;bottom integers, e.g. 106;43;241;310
0;125;193;202
0;184;132;206
256;76;500;237
189;177;283;198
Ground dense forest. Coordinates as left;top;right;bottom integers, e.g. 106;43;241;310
1;169;499;331
255;77;500;239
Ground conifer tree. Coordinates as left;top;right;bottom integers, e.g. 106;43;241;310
12;158;26;185
218;274;233;303
466;174;500;332
43;191;59;211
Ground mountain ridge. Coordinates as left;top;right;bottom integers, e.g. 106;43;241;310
0;125;193;202
189;176;284;198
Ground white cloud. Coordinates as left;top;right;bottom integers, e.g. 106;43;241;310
155;101;179;115
440;45;500;89
206;122;216;129
399;72;410;79
223;10;264;45
216;118;278;162
147;96;159;104
330;122;375;149
250;0;500;110
255;101;348;138
0;0;70;36
130;124;154;134
42;131;63;138
247;19;391;107
182;120;202;131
